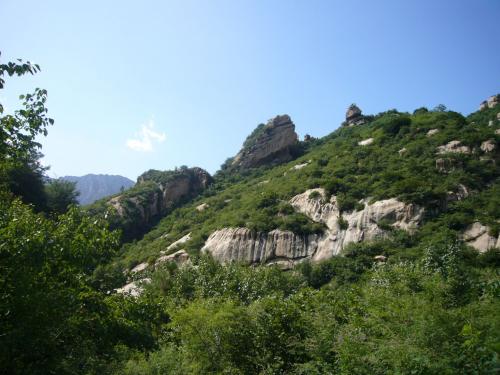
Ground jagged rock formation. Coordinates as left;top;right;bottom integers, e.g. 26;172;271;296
104;168;212;241
345;104;365;126
479;94;499;110
202;189;424;266
231;115;298;169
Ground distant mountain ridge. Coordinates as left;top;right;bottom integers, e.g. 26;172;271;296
62;174;134;205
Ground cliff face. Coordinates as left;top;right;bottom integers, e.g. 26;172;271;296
202;189;424;266
107;167;212;241
231;115;298;169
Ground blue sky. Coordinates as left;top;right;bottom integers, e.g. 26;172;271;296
1;0;499;180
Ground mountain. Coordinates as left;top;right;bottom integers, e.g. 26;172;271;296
81;95;500;374
62;174;134;205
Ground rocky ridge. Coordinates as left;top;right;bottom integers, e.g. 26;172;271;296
231;115;298;169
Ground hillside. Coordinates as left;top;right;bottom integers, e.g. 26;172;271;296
84;97;499;374
62;174;134;205
110;100;500;272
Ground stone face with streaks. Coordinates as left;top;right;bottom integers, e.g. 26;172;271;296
231;115;298;169
202;189;424;265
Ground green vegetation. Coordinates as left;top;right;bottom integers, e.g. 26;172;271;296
45;179;80;214
1;51;499;374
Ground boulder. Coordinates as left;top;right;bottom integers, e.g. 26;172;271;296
436;140;471;154
231;115;298;169
427;129;439;137
480;139;496;153
398;148;407;156
290;161;310;170
155;249;190;267
116;278;151;297
358;138;374;146
462;222;499;252
196;203;209;211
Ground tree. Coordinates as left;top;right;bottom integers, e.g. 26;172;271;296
0;51;53;210
45;179;80;214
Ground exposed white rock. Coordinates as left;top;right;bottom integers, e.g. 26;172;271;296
290;189;423;261
202;228;318;265
398;148;407;156
374;255;387;262
155;249;190;267
130;262;148;274
462;222;499;253
487;95;499;109
358;138;374;146
496;129;500;135
258;180;270;185
427;129;439;137
166;233;191;251
436;140;471;154
290;161;310;170
196;203;209;211
480;139;496;153
116;278;151;297
202;189;424;265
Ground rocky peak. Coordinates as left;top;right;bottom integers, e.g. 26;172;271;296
479;94;499;110
231;115;298;169
345;104;365;126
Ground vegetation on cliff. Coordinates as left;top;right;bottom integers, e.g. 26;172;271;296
1;53;499;374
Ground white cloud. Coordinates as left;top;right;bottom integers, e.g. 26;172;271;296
126;119;166;152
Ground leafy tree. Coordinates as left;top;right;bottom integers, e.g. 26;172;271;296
45;179;80;214
0;52;53;210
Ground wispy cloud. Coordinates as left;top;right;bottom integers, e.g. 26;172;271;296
126;119;166;152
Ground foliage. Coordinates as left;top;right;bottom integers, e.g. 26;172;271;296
45;178;80;214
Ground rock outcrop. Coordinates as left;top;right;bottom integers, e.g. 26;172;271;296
436;140;471;154
345;104;365;126
106;168;212;241
231;115;298;169
202;189;424;266
156;249;190;267
462;222;499;252
479;94;499;110
116;278;151;297
358;138;374;146
480;139;496;153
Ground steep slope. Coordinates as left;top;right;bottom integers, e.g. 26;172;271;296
62;174;134;205
114;99;499;273
88;167;212;241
